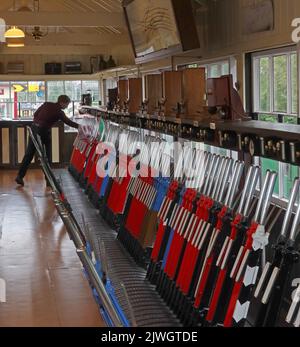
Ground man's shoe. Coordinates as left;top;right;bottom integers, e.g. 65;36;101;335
15;176;24;187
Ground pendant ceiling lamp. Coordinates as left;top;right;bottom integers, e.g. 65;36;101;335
4;0;40;47
5;26;25;47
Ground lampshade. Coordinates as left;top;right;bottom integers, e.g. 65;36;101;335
6;40;25;47
5;26;25;47
5;26;25;38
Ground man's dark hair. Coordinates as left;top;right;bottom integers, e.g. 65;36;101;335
57;95;71;104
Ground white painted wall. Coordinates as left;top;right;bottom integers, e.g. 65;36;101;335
192;0;299;97
1;0;299;93
134;0;300;100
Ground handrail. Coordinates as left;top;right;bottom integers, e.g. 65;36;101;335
27;125;125;328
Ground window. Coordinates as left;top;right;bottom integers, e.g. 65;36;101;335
47;81;65;102
291;53;298;114
9;81;45;118
65;81;82;102
179;59;231;79
221;62;230;76
0;79;100;121
0;82;12;119
253;47;298;123
207;61;230;78
82;80;100;106
104;78;117;105
274;55;288;113
209;64;220;78
258;57;270;112
252;47;299;201
28;81;46;103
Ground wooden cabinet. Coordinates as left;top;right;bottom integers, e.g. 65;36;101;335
117;79;129;109
163;71;183;118
145;74;163;115
128;78;143;114
183;68;206;119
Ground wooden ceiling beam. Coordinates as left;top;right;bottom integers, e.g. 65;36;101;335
0;11;126;28
24;32;128;45
0;44;114;54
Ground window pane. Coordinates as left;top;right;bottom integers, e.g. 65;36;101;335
291;53;298;114
105;79;117;90
209;64;220;78
259;57;270;112
187;64;199;69
273;55;287;113
82;80;100;105
0;82;11;118
0;82;11;102
221;62;229;75
27;81;46;103
19;102;43;118
258;113;277;122
65;81;82;101
104;79;117;105
47;81;64;102
0;102;12;119
11;81;28;102
284;115;298;124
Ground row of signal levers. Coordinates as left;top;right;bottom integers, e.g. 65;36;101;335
69;118;300;328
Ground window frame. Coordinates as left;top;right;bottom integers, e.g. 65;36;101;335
0;79;101;120
206;60;230;78
177;57;232;79
252;46;298;119
252;46;300;202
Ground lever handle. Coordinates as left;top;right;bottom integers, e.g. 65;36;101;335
281;177;300;239
259;171;278;225
119;282;137;327
254;170;271;223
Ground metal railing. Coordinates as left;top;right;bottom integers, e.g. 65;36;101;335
27;125;125;327
0;101;100;121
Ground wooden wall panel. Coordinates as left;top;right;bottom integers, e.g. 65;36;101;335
1;128;10;164
51;127;60;164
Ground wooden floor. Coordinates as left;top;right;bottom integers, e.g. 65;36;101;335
0;169;105;327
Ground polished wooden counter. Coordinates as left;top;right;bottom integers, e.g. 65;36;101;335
215;120;300;141
96;108;300;165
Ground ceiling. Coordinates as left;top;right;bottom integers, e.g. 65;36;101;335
0;0;132;55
